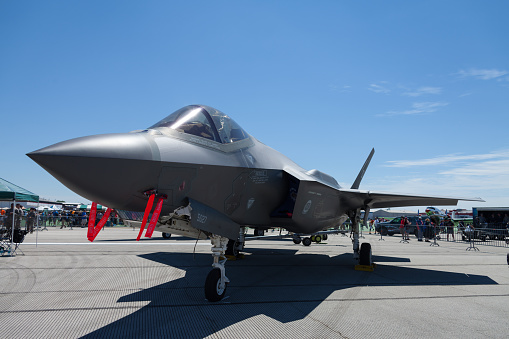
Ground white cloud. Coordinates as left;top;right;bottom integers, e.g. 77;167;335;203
457;68;508;80
329;84;352;93
403;86;442;97
385;150;509;167
368;83;390;94
440;159;509;177
379;101;448;117
375;150;509;207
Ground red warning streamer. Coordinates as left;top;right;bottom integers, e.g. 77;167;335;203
88;208;113;242
145;196;165;238
136;194;155;241
87;202;97;240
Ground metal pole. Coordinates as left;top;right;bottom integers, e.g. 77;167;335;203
10;199;16;256
36;204;39;248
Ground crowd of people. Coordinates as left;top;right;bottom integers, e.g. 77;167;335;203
367;214;469;242
0;204;123;233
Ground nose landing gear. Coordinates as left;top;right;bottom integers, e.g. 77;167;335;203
205;235;230;302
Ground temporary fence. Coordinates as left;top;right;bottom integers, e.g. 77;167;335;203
375;223;509;248
0;213;125;230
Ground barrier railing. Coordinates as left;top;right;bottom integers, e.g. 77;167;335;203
0;214;124;231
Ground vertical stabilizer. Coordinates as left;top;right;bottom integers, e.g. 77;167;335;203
351;148;375;189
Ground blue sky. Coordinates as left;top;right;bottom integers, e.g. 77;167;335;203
1;1;508;210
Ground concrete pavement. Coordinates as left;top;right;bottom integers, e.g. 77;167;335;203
1;228;508;338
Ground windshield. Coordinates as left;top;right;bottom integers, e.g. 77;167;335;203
149;105;249;144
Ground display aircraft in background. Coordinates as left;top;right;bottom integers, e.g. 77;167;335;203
425;206;448;216
28;105;483;301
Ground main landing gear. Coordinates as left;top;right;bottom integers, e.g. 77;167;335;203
349;207;374;269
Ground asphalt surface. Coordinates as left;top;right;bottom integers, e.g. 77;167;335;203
1;227;508;338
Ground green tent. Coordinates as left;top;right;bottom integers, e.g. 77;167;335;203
0;178;39;202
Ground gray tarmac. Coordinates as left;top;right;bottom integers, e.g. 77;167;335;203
1;227;508;339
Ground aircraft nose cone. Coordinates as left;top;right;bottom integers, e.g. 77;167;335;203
28;133;161;210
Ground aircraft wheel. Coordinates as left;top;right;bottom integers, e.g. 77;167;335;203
323;234;328;241
293;237;302;244
226;239;239;256
359;243;372;266
314;235;322;243
205;268;226;302
162;232;172;239
302;237;312;246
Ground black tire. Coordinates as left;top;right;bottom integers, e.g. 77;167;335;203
314;235;322;243
162;232;171;239
302;237;312;246
323;234;328;241
359;243;372;266
310;235;316;242
293;237;302;244
226;239;239;256
205;268;226;302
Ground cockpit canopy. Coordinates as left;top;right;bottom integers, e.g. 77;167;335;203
149;105;249;144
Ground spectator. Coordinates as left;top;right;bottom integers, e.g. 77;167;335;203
400;216;410;240
26;208;36;234
80;210;88;228
445;216;455;241
416;216;423;241
424;218;431;242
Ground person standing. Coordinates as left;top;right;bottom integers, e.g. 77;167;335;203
416;216;423;241
80;210;88;228
26;208;36;234
400;217;410;240
445;216;455;241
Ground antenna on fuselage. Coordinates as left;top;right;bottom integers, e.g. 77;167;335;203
351;148;375;190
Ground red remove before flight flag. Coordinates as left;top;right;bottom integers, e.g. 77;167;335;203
87;202;97;240
145;196;165;238
88;208;113;242
136;194;155;241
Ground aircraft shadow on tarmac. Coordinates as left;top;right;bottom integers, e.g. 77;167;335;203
82;249;497;338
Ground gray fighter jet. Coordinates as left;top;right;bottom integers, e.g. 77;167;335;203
28;104;483;301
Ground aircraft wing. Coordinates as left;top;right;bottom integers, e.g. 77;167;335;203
337;189;484;210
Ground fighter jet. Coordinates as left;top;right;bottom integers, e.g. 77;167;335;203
28;104;483;301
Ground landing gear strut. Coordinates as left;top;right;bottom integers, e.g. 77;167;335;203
226;227;246;258
349;206;373;267
205;235;230;302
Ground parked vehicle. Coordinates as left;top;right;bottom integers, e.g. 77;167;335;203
376;216;427;237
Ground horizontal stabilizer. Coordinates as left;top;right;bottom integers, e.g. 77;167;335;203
337;188;484;211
